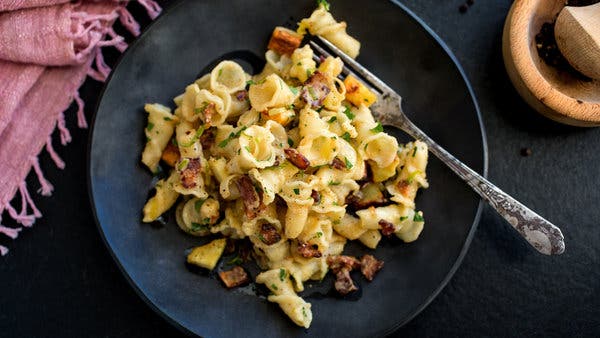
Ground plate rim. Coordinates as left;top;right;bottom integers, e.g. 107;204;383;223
86;0;489;336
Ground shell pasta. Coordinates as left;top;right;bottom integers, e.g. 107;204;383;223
140;1;429;329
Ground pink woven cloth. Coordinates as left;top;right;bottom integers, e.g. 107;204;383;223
0;0;162;256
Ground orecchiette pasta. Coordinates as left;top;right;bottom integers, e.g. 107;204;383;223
139;2;429;329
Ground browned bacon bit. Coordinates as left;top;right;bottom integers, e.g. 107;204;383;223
331;157;346;170
334;268;358;295
224;238;236;254
199;127;215;150
378;219;396;236
236;175;261;219
219;266;250;288
396;180;411;196
235;90;248;101
297;241;322;258
267;26;303;56
259;223;281;245
161;142;180;167
311;190;320;204
326;255;360;273
201;102;217;125
180;158;201;189
360;255;384;281
284;148;310;170
301;71;331;108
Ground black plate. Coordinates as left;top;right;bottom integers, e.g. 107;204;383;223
88;0;487;336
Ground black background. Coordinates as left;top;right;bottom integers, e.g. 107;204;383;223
1;0;599;337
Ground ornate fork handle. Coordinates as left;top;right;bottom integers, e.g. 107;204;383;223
383;112;565;255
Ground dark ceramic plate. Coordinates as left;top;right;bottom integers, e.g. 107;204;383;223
88;0;487;337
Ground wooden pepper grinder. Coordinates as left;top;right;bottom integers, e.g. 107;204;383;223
554;2;600;79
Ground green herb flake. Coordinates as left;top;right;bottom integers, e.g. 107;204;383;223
287;104;295;110
293;188;300;195
306;69;314;79
328;180;341;186
218;68;223;77
177;158;189;171
342;106;355;120
171;138;178;146
289;86;299;95
412;146;418;157
279;268;286;282
146;122;155;132
344;157;353;169
227;256;243;265
316;231;323;238
399;216;408;222
317;0;330;11
163;117;172;121
244;146;252;153
302;307;307;317
308;86;317;99
194;199;205;212
370;122;383;133
287;137;294;147
413;213;424;222
271;283;278;291
146;136;151;143
328;116;337;123
190;222;208;232
341;132;351;142
246;80;255;86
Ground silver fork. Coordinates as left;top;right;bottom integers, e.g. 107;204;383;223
310;37;565;255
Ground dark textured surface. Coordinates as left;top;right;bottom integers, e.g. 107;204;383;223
1;1;599;337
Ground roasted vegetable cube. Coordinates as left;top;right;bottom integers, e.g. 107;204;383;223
186;238;227;270
268;26;303;56
344;75;377;107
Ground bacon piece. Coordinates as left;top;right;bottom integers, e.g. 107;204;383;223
378;219;396;236
267;26;303;56
360;255;384;281
161;141;180;167
199;127;215;150
327;255;360;273
259;223;281;245
334;268;358;295
301;71;331;108
235;90;248;101
219;266;250;288
396;180;411;196
236;175;262;219
297;241;322;258
311;190;320;204
331;157;346;170
284;148;310;170
180;158;201;189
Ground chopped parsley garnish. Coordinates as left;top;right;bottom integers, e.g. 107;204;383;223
246;80;255;86
370;122;383;133
177;158;189;171
218;68;223;77
316;231;323;238
293;188;300;195
163;117;172;121
405;170;421;184
342;106;355;120
399;216;408;222
279;268;286;282
317;0;330;11
413;213;424;222
306;69;314;79
194;102;209;115
194;199;205;212
146;122;154;131
302;307;307;317
190;222;208;232
227;256;243;265
328;180;341;186
257;233;266;242
287;103;295;110
218;126;247;148
244;146;252;153
328;116;337;123
171;138;178;146
344;157;353;169
289;86;299;95
412;146;418;157
271;283;278;291
308;86;317;100
146;136;151;143
179;125;205;147
287;137;294;147
341;132;351;142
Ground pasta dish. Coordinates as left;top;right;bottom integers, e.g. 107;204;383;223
139;1;428;328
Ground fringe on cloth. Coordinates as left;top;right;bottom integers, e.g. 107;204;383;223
0;0;161;256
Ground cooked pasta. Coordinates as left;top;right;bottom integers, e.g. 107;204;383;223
139;1;429;329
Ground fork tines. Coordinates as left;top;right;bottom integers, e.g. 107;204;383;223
309;37;395;95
